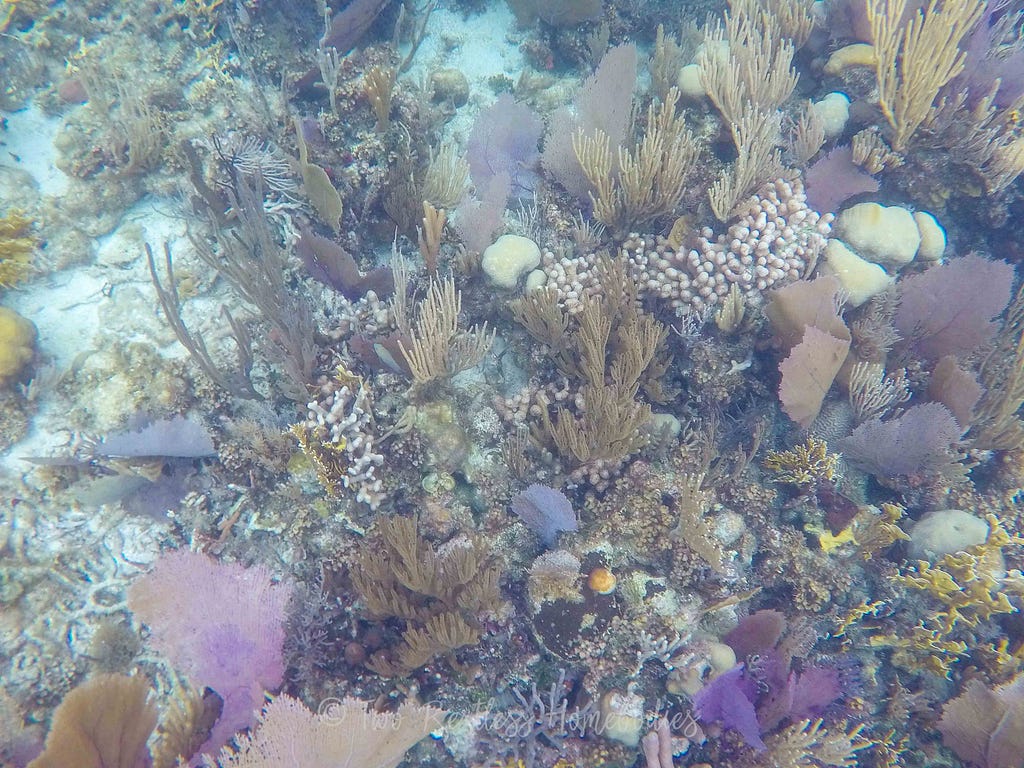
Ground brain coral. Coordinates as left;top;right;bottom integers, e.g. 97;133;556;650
0;306;35;387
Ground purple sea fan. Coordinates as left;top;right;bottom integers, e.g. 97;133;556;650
467;94;543;198
693;664;765;751
127;549;292;756
894;254;1014;360
839;402;965;479
94;415;216;458
804;146;879;214
511;484;578;547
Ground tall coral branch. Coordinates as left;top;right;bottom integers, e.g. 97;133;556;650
867;0;984;151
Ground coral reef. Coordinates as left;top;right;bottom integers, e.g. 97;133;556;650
3;0;1024;766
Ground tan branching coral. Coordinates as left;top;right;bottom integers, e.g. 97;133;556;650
729;0;816;48
847;361;910;423
573;87;696;234
510;286;576;376
699;3;798;222
364;65;397;132
970;283;1024;450
398;275;495;386
789;101;826;165
866;0;984;151
851;128;904;173
648;24;687;101
708;104;784;221
669;472;727;573
714;283;747;334
350;517;501;675
758;718;871;768
699;9;798;124
533;259;669;470
417;200;446;274
423;140;470;209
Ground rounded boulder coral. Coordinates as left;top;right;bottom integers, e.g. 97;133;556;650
0;306;35;387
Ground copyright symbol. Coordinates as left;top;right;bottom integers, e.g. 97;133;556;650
317;697;348;724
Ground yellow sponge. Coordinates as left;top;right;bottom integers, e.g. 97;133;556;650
0;306;35;386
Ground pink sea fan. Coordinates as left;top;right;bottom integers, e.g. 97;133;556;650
894;254;1015;360
929;355;984;430
127;549;292;755
723;610;787;659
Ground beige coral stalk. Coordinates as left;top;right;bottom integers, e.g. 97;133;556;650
867;0;984;151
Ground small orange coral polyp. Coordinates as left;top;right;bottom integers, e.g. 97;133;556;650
587;567;616;595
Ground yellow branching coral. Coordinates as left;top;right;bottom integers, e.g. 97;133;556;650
805;523;857;554
853;502;910;560
807;504;909;557
974;637;1024;682
868;623;970;677
765;437;839;485
833;599;887;641
0;209;35;288
894;514;1024;634
178;0;224;41
855;514;1024;677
